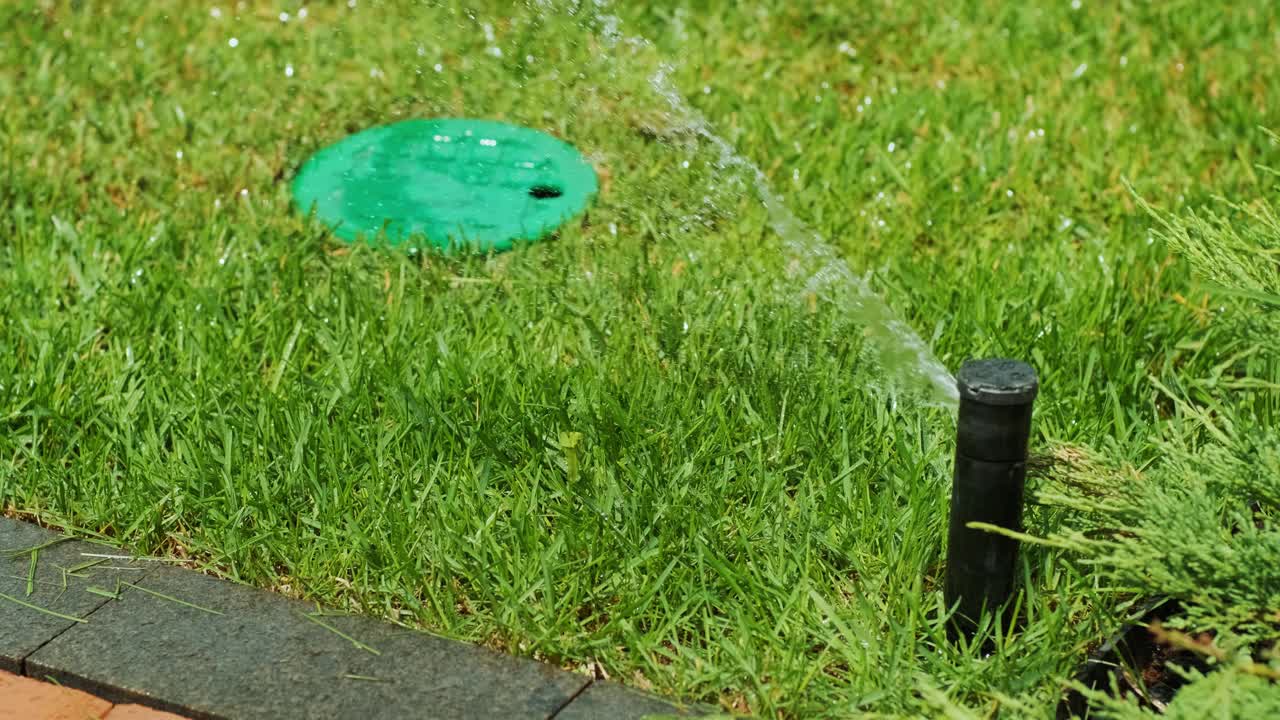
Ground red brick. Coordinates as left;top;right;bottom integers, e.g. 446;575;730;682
104;704;189;720
0;669;112;720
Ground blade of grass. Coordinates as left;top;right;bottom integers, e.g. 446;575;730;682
298;611;381;656
120;582;224;615
79;553;189;563
3;537;73;559
1;573;60;588
26;549;37;596
85;585;121;600
0;591;88;623
63;558;108;575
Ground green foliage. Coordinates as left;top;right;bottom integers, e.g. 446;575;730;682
3;0;1280;716
1039;170;1280;716
1079;669;1280;720
1144;170;1280;302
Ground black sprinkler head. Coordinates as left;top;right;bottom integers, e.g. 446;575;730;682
944;358;1038;637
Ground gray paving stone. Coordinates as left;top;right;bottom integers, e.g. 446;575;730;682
28;565;590;720
555;681;711;719
0;517;150;673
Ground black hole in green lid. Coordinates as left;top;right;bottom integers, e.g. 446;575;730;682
529;185;563;199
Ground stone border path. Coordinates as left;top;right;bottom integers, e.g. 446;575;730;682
1;517;709;720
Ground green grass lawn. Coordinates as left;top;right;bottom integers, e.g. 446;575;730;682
2;1;1278;716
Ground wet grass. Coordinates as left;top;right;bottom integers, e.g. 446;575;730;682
2;1;1278;716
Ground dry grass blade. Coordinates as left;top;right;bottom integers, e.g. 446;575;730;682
341;673;389;682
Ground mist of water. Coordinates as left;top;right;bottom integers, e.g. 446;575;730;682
645;62;959;409
445;1;960;408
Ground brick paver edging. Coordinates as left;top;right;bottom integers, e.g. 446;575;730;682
0;517;710;719
0;668;187;719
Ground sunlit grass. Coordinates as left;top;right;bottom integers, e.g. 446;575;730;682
2;1;1277;716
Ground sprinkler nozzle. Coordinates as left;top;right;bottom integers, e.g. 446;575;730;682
944;358;1038;637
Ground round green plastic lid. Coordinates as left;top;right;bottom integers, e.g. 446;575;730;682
292;119;598;252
